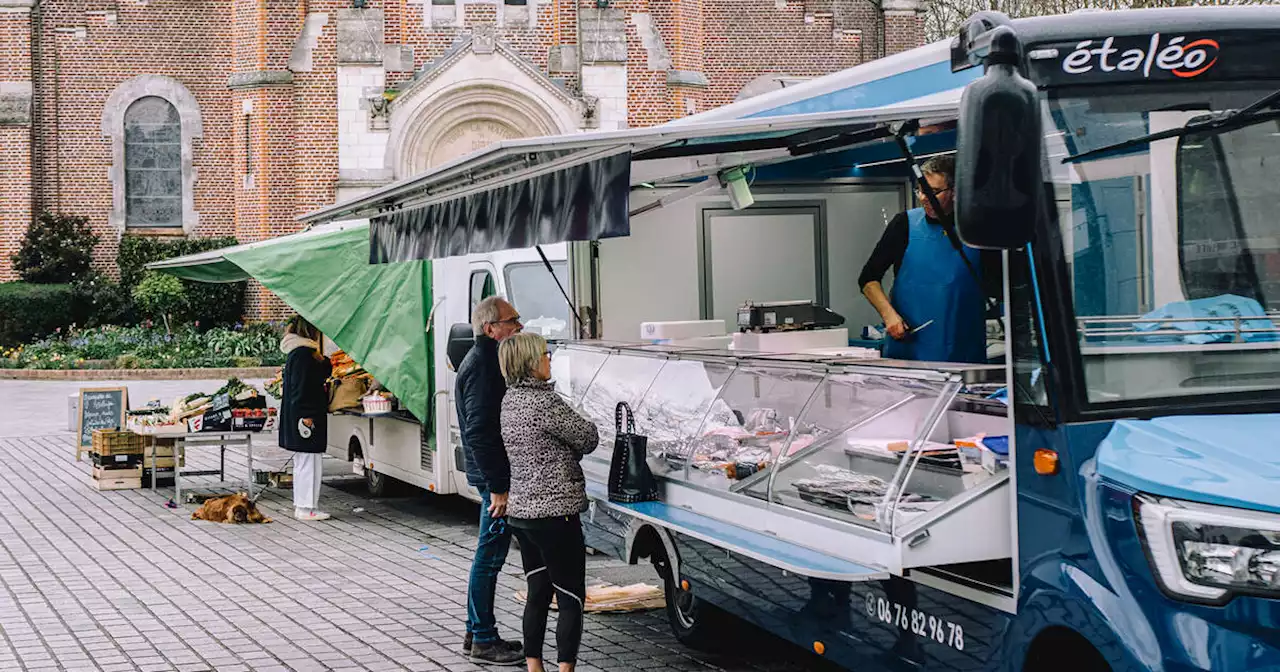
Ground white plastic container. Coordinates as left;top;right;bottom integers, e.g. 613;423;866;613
640;320;726;342
731;328;850;353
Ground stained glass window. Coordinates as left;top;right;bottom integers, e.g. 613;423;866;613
124;96;182;228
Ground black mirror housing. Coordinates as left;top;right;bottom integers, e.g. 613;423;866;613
446;323;475;371
955;25;1043;250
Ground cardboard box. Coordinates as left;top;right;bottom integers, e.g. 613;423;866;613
187;408;232;433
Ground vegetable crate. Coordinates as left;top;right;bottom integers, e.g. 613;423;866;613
91;429;144;456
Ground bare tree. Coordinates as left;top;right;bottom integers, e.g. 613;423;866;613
925;0;1277;43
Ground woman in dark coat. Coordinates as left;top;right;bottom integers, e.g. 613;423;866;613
278;315;333;521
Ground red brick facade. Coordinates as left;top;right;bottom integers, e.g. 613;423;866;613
0;0;923;319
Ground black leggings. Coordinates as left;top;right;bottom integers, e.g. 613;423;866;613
512;515;586;664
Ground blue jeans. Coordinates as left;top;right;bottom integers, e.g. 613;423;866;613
466;488;512;645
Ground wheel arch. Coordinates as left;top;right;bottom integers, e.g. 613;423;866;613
625;519;681;581
1022;625;1111;672
347;426;370;463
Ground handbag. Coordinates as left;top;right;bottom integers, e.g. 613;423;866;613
608;402;659;504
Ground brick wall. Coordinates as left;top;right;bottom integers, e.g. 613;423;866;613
26;0;236;281
885;12;925;55
9;0;921;318
697;0;867;116
0;7;33;282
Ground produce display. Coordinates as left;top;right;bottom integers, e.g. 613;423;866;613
125;377;277;434
327;349;400;414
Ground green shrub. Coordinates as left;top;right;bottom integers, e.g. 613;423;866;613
0;282;86;346
72;271;137;327
117;235;246;329
11;212;99;284
132;272;187;334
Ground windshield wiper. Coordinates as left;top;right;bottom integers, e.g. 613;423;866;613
1061;87;1280;164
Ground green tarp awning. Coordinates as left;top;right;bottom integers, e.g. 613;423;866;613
148;223;433;424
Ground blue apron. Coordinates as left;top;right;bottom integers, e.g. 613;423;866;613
882;208;987;364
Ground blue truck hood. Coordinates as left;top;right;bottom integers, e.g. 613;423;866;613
1096;414;1280;514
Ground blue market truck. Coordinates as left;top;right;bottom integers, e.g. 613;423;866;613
297;7;1280;670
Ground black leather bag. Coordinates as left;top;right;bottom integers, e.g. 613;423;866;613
608;402;659;504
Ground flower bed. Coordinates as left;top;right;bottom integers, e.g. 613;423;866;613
1;323;286;370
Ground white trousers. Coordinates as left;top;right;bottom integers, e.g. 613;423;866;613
292;452;323;511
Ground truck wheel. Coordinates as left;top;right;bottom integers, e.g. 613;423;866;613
366;467;391;497
654;547;724;649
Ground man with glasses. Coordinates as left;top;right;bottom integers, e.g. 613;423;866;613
857;155;1000;364
455;296;525;664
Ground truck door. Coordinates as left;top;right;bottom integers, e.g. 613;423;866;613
451;262;497;484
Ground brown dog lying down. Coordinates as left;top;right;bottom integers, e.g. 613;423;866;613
191;492;272;524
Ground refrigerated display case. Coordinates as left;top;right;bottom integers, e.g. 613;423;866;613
551;340;1012;575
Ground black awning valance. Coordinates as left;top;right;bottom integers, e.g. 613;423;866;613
370;152;631;263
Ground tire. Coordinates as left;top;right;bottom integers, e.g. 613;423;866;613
366;465;391;497
654;546;725;649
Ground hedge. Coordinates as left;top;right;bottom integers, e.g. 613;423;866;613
0;283;87;347
117;235;247;329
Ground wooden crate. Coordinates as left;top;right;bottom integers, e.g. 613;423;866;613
141;454;183;469
91;465;142;490
92;465;142;480
91;429;144;456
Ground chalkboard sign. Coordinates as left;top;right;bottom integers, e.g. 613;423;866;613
77;387;129;448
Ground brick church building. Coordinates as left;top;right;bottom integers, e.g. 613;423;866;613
0;0;924;317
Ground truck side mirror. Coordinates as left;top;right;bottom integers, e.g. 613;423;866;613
955;25;1043;250
446;323;475;372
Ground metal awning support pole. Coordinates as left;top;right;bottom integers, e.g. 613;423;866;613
536;245;590;339
628;178;723;218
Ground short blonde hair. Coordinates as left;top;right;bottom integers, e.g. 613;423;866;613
499;332;547;384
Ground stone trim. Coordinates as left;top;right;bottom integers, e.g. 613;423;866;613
666;70;709;88
0;367;280;381
101;75;203;236
337;168;395;187
401;34;581;112
880;0;925;10
0;0;34;12
289;12;329;73
227;71;294;90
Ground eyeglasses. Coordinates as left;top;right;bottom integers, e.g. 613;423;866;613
488;315;522;326
916;186;952;197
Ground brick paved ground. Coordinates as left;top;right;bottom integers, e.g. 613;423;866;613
0;380;832;672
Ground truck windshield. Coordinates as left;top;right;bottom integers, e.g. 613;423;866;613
506;261;572;339
1043;83;1280;403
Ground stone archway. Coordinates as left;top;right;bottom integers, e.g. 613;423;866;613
385;37;586;177
397;85;564;175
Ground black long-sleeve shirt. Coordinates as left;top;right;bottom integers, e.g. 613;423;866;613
857;212;1004;299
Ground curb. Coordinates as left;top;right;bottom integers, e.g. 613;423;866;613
0;367;280;381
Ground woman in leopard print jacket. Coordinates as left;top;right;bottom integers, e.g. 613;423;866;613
497;332;599;672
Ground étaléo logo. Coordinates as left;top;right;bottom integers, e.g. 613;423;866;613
1061;34;1220;79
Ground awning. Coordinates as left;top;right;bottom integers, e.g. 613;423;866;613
297;100;961;264
145;222;435;424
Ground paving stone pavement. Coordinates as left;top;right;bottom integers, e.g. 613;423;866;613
0;381;834;672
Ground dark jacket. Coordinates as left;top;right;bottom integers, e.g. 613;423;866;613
454;335;510;493
501;379;599;520
279;337;332;453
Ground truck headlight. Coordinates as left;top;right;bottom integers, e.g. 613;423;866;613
1135;494;1280;604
